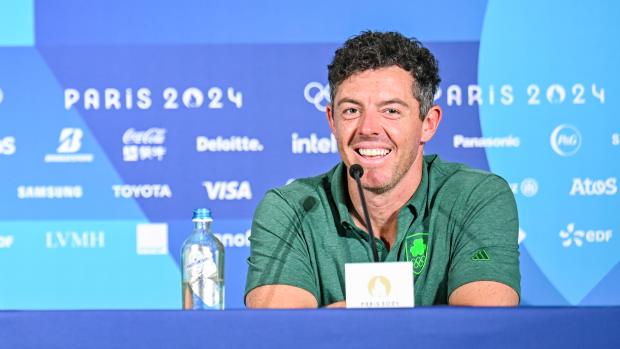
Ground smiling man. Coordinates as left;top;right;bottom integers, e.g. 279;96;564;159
245;31;520;308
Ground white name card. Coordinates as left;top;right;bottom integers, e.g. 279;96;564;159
345;262;414;308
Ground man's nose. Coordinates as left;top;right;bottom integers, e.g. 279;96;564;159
358;111;382;136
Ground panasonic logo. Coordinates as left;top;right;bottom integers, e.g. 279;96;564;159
453;135;520;148
112;184;172;199
17;185;83;199
202;181;252;200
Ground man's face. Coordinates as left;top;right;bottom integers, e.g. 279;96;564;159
327;66;438;194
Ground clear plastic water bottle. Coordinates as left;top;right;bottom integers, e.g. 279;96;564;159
181;208;225;310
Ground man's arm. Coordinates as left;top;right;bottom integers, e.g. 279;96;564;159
246;285;318;308
449;281;519;306
446;174;521;305
245;285;349;308
245;190;323;308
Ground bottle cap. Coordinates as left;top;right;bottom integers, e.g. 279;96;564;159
192;208;213;222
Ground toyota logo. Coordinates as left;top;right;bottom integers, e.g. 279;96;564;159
304;82;330;112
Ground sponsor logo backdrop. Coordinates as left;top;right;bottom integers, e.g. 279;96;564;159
0;0;617;308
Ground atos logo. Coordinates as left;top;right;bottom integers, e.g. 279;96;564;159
46;231;105;249
559;223;613;248
0;235;14;248
112;184;172;199
570;177;617;196
304;82;330;112
202;181;252;200
550;124;581;157
0;136;16;155
0;87;4;104
44;128;94;163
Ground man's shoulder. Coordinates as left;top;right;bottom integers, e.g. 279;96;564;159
425;155;511;195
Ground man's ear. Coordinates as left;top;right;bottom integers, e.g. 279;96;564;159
421;105;442;143
326;104;336;134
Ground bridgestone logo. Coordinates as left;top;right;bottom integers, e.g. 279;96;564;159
453;135;520;148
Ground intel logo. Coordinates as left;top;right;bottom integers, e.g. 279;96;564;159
550;124;581;157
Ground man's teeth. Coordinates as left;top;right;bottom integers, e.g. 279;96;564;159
358;149;390;157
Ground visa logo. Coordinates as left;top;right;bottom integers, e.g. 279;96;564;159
202;181;252;200
45;231;105;248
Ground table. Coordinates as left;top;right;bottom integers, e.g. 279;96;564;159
1;307;619;348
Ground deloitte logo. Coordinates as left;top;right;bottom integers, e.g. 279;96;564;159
550;124;581;157
559;223;612;248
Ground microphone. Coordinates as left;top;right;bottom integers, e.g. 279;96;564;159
348;164;380;262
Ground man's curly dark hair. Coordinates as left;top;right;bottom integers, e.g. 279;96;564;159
328;31;440;119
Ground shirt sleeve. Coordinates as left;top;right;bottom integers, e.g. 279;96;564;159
447;175;521;299
244;189;319;303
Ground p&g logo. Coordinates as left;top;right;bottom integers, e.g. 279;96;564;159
550;124;582;157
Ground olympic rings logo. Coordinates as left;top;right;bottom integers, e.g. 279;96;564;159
304;82;330;112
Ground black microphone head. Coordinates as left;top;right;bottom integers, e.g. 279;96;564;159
349;164;364;179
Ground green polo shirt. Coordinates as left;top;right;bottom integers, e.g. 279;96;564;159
245;155;520;306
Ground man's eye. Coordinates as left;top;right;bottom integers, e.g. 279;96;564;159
343;108;358;114
383;108;402;118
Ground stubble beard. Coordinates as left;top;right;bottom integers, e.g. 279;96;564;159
362;152;418;195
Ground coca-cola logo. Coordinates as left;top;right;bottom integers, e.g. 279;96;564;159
123;128;166;145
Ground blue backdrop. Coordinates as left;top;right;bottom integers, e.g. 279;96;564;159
0;0;618;309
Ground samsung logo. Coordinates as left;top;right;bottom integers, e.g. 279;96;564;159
17;185;83;199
